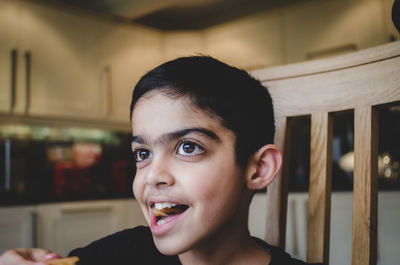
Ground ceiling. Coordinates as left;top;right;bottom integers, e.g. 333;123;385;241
29;0;299;30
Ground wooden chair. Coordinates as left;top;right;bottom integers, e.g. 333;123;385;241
252;41;400;265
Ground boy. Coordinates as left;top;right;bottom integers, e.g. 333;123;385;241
0;56;321;265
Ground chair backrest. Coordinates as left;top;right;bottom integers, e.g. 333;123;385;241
252;41;400;265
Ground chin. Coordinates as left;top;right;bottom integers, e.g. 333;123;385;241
153;236;191;256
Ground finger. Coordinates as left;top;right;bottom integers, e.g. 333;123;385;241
0;249;47;265
42;253;61;261
15;249;51;262
30;250;62;263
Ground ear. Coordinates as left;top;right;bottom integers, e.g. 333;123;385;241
245;144;282;190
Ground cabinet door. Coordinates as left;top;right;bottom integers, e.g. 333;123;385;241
284;0;387;63
18;2;102;119
0;206;37;253
37;200;139;256
0;0;20;113
205;14;284;69
124;198;147;227
93;22;163;122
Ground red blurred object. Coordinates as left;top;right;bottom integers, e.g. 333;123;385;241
53;161;92;197
73;142;102;168
111;160;128;194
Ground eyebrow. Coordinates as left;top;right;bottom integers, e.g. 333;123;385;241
131;127;220;146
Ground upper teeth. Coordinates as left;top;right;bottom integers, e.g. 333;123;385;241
154;202;176;210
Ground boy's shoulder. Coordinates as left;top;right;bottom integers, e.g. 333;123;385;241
69;226;180;265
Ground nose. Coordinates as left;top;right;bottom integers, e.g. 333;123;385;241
145;156;175;188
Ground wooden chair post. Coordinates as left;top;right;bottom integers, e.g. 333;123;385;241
307;112;333;264
265;117;290;248
352;106;378;265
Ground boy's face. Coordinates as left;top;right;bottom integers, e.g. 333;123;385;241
131;91;250;255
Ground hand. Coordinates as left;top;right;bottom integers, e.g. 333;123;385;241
0;249;61;265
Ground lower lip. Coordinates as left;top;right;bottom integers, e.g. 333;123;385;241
150;209;188;236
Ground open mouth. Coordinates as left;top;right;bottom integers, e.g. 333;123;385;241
151;202;189;225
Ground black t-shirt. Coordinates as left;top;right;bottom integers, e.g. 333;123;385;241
69;226;322;265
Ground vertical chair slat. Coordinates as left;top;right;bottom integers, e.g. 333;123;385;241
307;112;333;264
352;106;378;265
265;117;290;248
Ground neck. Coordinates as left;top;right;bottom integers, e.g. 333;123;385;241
178;214;271;265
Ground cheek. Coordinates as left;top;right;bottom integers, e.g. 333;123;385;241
188;176;217;199
132;179;151;226
132;176;143;201
183;157;243;202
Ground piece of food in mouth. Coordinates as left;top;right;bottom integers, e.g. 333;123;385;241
153;202;189;224
46;257;79;265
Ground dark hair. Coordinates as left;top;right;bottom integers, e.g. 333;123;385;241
393;0;400;33
130;56;275;167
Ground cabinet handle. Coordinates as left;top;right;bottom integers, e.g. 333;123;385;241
10;49;17;112
104;65;113;117
4;139;11;191
61;205;113;214
290;199;299;256
30;211;38;248
24;51;31;114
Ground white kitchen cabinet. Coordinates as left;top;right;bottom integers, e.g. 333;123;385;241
92;21;163;122
0;0;102;119
0;0;21;114
249;191;400;265
283;0;387;63
205;13;284;70
19;1;165;122
0;199;146;256
164;31;205;61
383;0;400;41
0;0;163;122
37;199;146;257
125;198;147;227
0;205;37;254
18;2;104;119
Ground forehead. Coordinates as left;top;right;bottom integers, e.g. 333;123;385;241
131;91;225;137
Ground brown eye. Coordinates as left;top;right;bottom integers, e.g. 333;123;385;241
135;149;152;162
177;141;203;156
183;142;195;153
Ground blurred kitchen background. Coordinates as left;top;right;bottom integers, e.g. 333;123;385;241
1;0;399;264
